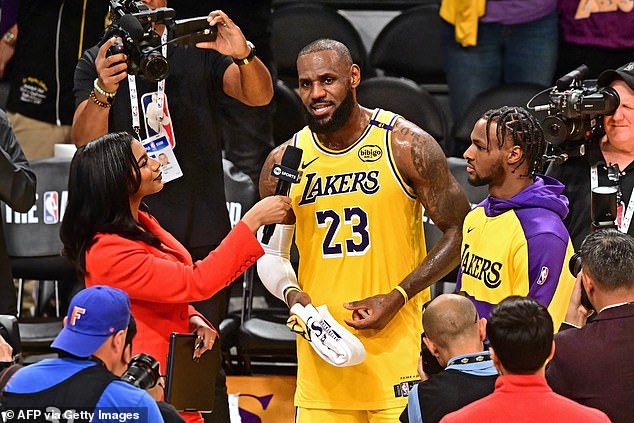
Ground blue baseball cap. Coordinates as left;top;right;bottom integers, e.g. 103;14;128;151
51;285;131;357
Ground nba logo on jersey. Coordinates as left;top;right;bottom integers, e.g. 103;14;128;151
43;191;59;224
401;382;410;397
536;266;549;285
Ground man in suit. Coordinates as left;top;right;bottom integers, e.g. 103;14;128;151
546;229;634;423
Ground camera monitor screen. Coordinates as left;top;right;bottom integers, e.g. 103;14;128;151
165;333;220;412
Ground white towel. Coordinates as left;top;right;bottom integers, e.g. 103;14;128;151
287;303;366;367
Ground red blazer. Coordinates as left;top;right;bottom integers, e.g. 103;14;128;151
85;211;263;374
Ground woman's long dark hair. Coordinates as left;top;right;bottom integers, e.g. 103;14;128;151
60;132;161;277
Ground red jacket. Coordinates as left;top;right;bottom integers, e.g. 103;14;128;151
85;211;263;374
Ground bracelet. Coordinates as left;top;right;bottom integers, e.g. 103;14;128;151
233;41;256;66
89;90;111;109
2;31;16;48
393;286;409;304
93;78;117;99
283;286;302;306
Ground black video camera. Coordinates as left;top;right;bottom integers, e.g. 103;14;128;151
120;352;161;390
420;333;443;376
102;0;217;82
568;185;618;311
534;65;620;158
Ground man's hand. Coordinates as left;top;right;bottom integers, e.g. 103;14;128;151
196;10;250;59
0;335;13;362
95;37;128;94
564;272;594;328
0;41;15;79
286;290;311;308
343;290;404;330
146;376;166;401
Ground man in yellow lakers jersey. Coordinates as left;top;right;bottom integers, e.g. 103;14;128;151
257;39;471;422
458;106;575;331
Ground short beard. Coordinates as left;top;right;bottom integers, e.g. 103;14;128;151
304;89;355;134
467;161;504;187
467;174;491;187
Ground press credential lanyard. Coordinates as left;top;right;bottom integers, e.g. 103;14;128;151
128;29;168;136
590;165;633;233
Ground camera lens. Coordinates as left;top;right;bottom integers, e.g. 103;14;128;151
591;186;618;228
120;353;160;390
141;52;169;82
543;116;568;145
568;252;582;277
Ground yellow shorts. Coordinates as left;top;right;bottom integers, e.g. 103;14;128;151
296;406;403;423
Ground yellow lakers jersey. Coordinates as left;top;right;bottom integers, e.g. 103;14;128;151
289;109;429;410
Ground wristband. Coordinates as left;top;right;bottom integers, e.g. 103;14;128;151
89;90;111;109
2;32;16;47
393;286;408;304
283;286;302;306
93;78;117;99
233;41;256;65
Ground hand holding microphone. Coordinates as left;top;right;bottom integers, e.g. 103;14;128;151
261;145;303;244
241;195;292;233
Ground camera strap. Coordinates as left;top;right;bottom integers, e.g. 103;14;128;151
127;29;168;136
591;165;633;233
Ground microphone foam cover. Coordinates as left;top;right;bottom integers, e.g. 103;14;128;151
119;14;145;42
281;145;303;171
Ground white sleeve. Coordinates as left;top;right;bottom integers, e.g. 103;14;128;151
256;224;300;303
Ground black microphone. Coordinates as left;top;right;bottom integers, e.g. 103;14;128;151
261;145;303;245
556;64;589;90
119;14;144;42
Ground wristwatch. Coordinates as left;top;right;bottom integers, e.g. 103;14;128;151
2;31;16;48
233;41;256;66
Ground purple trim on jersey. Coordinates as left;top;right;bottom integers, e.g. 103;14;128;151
462;292;497;320
515;213;570;309
481;0;556;25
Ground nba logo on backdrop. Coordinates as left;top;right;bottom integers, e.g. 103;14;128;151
43;191;59;224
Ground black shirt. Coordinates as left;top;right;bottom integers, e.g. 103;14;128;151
74;42;233;250
546;140;634;249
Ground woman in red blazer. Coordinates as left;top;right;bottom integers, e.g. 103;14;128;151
60;132;290;421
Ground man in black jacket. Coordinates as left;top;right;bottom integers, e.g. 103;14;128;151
0;109;35;315
400;294;497;423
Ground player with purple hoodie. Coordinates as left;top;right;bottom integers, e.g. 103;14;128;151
457;107;575;330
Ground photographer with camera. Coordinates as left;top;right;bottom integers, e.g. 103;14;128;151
546;229;634;423
546;62;634;249
1;286;164;422
71;3;274;421
399;294;497;423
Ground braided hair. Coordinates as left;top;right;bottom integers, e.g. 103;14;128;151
483;106;545;177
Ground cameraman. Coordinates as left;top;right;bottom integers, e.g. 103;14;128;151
400;294;497;423
547;62;634;249
1;286;164;422
546;229;634;423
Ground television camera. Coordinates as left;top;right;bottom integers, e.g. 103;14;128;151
530;65;620;164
